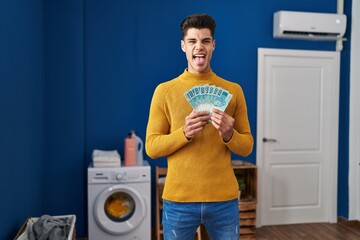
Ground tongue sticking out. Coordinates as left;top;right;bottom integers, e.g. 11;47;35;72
194;56;205;65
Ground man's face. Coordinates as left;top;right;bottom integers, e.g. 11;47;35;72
181;28;215;74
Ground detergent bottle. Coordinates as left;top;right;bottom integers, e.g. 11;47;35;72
133;132;144;166
124;131;137;166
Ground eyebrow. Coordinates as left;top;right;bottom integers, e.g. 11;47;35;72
186;37;213;42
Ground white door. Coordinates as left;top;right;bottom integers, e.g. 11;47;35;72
349;0;360;221
257;48;339;226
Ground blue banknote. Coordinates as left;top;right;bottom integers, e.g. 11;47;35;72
183;84;232;113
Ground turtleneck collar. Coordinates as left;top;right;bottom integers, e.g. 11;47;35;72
180;69;217;83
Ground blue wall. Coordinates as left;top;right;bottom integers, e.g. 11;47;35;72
0;0;45;239
42;0;86;234
0;0;352;238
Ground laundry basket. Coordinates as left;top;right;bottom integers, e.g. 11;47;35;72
14;214;76;240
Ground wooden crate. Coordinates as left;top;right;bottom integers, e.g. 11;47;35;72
233;160;257;239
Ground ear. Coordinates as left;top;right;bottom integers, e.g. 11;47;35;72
181;40;185;52
213;40;216;50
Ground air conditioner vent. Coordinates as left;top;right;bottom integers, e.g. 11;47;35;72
283;31;341;37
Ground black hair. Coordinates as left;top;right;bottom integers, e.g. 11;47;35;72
180;14;216;38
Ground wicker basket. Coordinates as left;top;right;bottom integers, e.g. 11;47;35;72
14;215;76;240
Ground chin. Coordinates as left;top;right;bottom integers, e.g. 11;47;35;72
190;65;209;73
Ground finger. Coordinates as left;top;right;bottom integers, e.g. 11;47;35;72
211;113;224;124
187;109;196;118
185;111;209;126
210;117;220;129
211;114;232;131
192;110;210;118
186;121;208;138
187;111;211;123
212;108;223;114
187;116;210;126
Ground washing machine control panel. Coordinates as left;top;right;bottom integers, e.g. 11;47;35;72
88;165;151;184
113;171;148;183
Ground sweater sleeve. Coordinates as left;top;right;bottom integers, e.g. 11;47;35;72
145;84;189;159
225;85;254;156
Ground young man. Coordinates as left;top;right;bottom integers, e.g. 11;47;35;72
146;14;253;239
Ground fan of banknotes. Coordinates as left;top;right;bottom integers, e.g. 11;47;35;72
184;84;232;113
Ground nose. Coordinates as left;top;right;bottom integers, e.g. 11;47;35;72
195;41;204;50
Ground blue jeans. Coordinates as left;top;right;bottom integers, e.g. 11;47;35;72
162;199;239;240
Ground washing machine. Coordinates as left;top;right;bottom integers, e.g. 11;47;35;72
88;161;151;240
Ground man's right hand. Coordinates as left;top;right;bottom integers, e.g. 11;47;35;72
183;110;211;140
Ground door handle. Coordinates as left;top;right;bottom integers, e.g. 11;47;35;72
263;138;277;143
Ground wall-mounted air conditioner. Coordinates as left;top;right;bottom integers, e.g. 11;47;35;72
273;11;347;41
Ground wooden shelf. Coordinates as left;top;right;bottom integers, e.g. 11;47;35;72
233;160;257;239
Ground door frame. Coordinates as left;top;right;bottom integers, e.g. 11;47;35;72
349;0;360;221
256;48;339;227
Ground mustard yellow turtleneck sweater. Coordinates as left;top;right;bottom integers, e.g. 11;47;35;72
146;69;253;202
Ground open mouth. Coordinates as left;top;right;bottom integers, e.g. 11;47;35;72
193;54;206;65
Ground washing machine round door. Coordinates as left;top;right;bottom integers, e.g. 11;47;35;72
94;185;146;234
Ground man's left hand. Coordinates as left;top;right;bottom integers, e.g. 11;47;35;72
210;108;234;142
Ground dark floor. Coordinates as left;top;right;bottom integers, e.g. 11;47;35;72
79;222;360;240
255;222;360;240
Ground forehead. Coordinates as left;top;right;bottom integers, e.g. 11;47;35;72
184;28;213;40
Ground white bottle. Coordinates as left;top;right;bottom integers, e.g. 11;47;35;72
134;132;144;166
